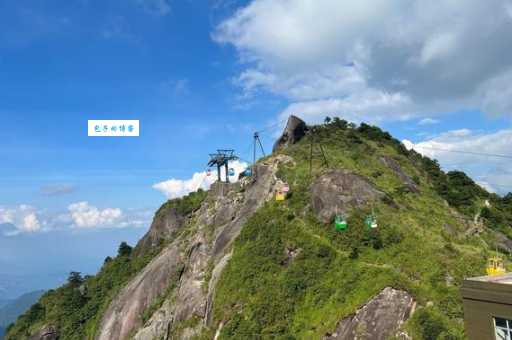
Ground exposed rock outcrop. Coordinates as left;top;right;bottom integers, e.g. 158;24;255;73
272;115;307;152
492;230;512;253
28;325;58;340
96;157;288;340
311;169;383;223
325;287;415;340
96;245;184;340
379;155;419;193
134;207;185;256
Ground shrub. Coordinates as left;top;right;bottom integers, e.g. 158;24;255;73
413;307;449;340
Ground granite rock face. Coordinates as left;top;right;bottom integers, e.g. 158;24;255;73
325;287;415;340
96;245;184;340
134;207;185;256
379;156;419;193
311;169;383;223
272;115;307;152
95;156;289;340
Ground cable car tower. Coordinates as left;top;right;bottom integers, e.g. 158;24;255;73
252;132;266;178
308;126;329;176
208;149;238;183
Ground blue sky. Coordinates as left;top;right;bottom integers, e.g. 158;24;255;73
1;0;512;298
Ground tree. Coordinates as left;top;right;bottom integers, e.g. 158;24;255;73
324;116;332;124
67;271;83;286
332;117;348;129
502;193;512;205
118;241;132;257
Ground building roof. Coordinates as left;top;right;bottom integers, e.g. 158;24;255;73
467;273;512;284
462;273;512;305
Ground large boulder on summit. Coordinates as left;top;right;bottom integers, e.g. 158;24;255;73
311;169;383;223
325;287;415;340
273;115;307;152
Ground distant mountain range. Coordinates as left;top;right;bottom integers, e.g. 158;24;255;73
0;300;11;309
0;290;44;338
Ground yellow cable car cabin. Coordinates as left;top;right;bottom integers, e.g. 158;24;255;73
275;190;285;201
486;256;506;276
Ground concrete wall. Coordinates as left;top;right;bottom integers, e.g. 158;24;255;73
461;277;512;340
462;298;512;340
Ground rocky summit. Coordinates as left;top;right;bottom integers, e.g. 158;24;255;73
7;116;512;340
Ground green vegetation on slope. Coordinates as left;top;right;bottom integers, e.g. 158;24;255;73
5;243;160;340
207;119;501;339
155;188;208;217
5;190;208;340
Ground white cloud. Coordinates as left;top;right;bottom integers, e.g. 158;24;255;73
153;160;249;199
0;205;41;234
403;129;512;194
419;32;458;65
236;65;367;101
22;213;41;232
215;0;512;122
68;202;123;228
277;89;414;125
418;118;440;125
478;69;512;117
0;202;150;236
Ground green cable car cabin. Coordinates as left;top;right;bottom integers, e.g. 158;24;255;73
365;215;378;229
334;215;348;231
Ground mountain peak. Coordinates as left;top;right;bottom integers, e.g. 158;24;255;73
7;120;511;340
272;115;307;152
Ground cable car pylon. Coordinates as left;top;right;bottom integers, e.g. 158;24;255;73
207;149;238;183
252;132;266;178
308;127;329;176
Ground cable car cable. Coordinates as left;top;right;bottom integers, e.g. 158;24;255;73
412;146;512;159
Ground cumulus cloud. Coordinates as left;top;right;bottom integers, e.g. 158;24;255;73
68;202;123;228
214;0;512;122
0;202;151;236
0;205;41;235
403;129;512;194
153;160;249;199
278;89;415;125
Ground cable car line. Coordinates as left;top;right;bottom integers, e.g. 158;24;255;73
413;146;512;159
